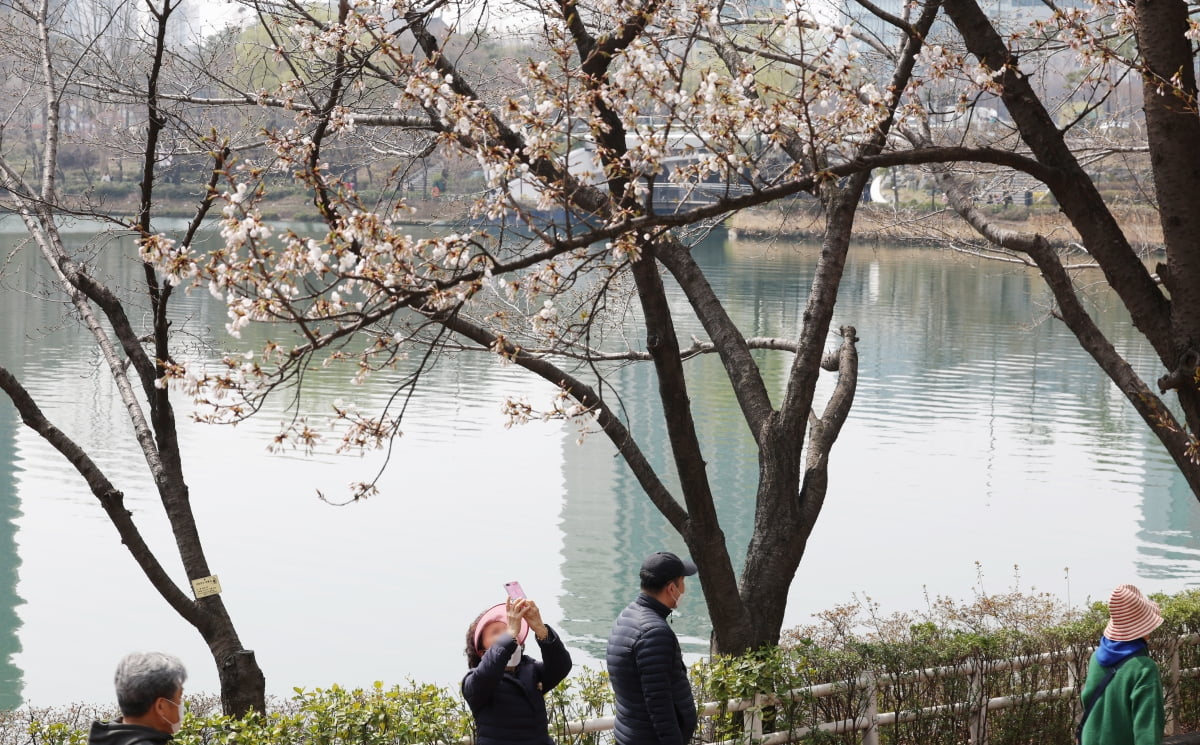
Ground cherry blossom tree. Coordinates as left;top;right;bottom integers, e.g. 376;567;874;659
171;0;1200;652
0;0;266;715
7;0;1194;669
129;0;950;652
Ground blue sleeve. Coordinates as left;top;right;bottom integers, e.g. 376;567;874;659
462;634;519;710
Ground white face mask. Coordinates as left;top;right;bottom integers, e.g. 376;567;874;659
670;582;685;613
164;699;182;734
506;644;523;669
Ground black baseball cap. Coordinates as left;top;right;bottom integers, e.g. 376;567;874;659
640;551;698;586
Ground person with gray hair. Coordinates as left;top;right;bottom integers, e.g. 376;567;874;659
88;652;188;745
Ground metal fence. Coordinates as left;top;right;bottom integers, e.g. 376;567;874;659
556;633;1200;745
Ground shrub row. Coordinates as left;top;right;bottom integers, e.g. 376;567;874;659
4;588;1199;745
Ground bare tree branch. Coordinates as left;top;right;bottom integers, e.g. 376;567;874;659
0;364;202;626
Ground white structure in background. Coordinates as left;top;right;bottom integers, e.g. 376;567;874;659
54;0;206;44
835;0;1073;48
509;125;758;215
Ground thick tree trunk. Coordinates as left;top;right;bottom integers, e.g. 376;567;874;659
701;2;931;652
736;219;863;652
738;473;802;649
629;243;752;653
113;1;268;713
1133;0;1200;435
735;322;859;649
193;573;266;714
151;420;266;716
211;636;267;716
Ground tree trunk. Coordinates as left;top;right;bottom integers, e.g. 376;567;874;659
151;406;266;714
1133;0;1200;435
193;579;266;714
735;193;863;652
684;3;930;653
629;241;753;654
212;638;266;716
735;325;859;650
738;462;803;649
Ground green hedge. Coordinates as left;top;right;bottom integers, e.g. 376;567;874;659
4;589;1199;745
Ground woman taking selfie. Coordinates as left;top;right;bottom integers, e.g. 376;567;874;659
463;594;573;745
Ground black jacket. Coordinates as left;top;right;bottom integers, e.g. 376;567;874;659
88;722;172;745
606;594;697;745
462;626;573;745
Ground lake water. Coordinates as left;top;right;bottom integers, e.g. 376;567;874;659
0;220;1197;710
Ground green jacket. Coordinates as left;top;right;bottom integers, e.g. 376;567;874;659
1079;652;1164;745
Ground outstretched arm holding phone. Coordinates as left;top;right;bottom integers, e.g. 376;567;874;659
521;600;572;690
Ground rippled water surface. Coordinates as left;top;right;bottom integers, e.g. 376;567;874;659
0;221;1197;708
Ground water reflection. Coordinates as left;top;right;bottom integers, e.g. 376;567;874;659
0;223;1197;705
0;241;34;708
556;237;1200;660
1136;451;1200;580
0;386;24;709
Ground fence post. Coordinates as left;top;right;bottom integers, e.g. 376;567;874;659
968;667;987;745
1067;648;1081;732
1166;639;1181;736
743;694;764;744
861;673;879;745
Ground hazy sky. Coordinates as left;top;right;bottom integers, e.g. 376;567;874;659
188;0;249;37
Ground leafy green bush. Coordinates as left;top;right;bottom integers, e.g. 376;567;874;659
546;667;614;745
176;683;471;745
752;586;1200;745
5;588;1200;745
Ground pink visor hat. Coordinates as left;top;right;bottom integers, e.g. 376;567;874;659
473;603;529;652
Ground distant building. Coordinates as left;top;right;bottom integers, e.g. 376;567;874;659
53;0;203;46
721;0;788;20
834;0;1081;52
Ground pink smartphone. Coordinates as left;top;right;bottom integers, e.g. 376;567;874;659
505;581;526;599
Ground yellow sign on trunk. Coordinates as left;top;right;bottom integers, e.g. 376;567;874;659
191;575;222;599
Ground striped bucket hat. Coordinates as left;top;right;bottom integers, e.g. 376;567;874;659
1104;584;1164;641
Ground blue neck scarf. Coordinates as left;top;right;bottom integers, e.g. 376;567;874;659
1095;636;1147;667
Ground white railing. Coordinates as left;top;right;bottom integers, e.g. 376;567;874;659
555;634;1200;745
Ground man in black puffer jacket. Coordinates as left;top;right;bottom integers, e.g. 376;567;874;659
606;552;698;745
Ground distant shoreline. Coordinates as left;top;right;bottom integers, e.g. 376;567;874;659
4;190;462;227
20;190;1166;253
726;203;1165;253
